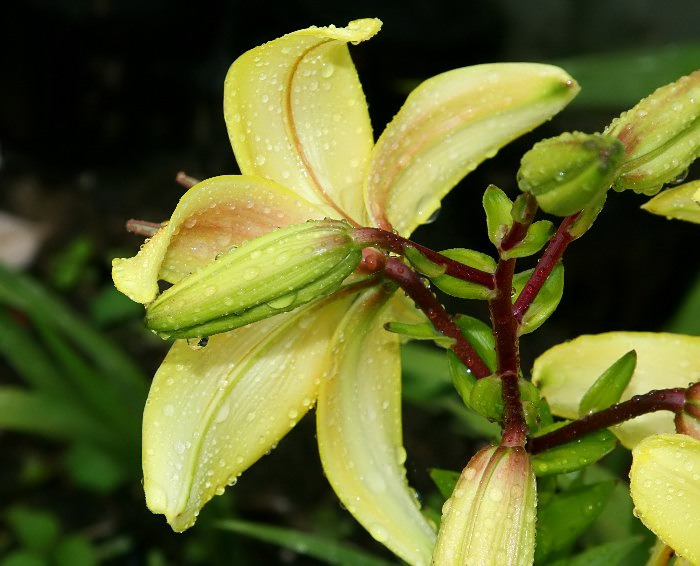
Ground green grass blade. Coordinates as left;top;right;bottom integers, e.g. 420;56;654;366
216;520;396;566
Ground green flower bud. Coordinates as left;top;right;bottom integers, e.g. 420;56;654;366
433;445;537;565
604;70;700;195
145;219;362;339
517;132;624;216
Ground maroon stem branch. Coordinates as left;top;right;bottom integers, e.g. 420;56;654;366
512;214;579;321
353;228;496;289
383;257;491;378
528;387;687;454
490;257;527;446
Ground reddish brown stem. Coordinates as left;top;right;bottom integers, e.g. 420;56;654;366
512;214;579;321
353;228;496;289
528;388;687;454
383;257;491;378
125;219;162;237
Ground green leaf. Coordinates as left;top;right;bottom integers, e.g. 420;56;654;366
514;262;564;334
430;248;496;300
447;350;477;405
501;220;554;260
579;350;637;416
6;507;60;554
0;387;111;444
535;481;616;564
216;519;395;566
531;426;618;477
483;184;513;248
49;236;93;291
54;535;98;566
666;269;700;334
550;42;700;108
429;468;461;500
454;314;497;372
547;536;642;566
403;246;447;278
385;321;455;348
469;376;540;422
0;264;147;404
0;551;48;566
63;442;129;493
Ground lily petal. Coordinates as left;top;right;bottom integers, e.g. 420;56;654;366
641;180;700;224
224;19;380;224
317;287;436;566
630;433;700;564
142;297;351;531
532;332;700;448
365;63;579;236
112;175;323;304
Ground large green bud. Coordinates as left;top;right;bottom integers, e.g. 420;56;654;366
432;445;537;565
517;132;624;216
604;70;700;195
146;219;362;339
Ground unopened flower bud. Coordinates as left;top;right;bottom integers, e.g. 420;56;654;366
145;219;362;339
675;382;700;440
604;70;700;195
517;132;624;216
432;445;536;565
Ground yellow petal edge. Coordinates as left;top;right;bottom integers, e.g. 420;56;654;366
630;433;700;564
532;332;700;448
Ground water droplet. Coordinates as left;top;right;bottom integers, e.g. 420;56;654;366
243;267;259;280
267;292;297;309
424;206;441;224
163;404;175;417
215;403;231;423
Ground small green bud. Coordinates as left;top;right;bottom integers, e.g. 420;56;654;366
145;219;361;338
604;70;700;195
517;132;624;216
483;184;513;247
433;445;537;565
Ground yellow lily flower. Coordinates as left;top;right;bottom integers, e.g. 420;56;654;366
532;332;700;448
630;433;700;564
113;18;578;565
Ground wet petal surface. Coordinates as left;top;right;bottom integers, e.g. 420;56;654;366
365;63;579;236
317;288;436;565
224;19;379;224
142;297;349;531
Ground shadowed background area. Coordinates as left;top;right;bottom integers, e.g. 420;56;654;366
0;0;698;563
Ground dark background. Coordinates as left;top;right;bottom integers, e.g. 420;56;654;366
0;1;698;564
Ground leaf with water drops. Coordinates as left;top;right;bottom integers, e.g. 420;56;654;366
142;297;350;531
384;320;455;348
578;350;637;416
112;175;324;304
501;220;555;260
630;433;700;564
454;314;497;372
429;248;497;300
641;179;700;224
365;63;579;236
224;19;380;223
483;184;513;248
531;424;617;477
513;262;564;335
535;481;616;564
533;332;700;448
316;287;436;566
